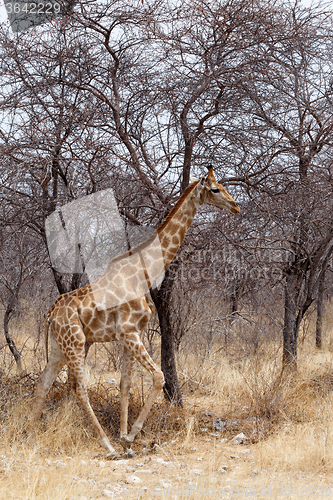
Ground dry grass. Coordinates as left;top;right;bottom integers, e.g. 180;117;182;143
0;306;333;498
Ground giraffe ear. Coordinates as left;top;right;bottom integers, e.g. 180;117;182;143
190;175;199;183
206;166;216;183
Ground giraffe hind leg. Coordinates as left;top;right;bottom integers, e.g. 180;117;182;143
68;362;120;459
61;325;120;459
30;332;66;438
119;347;136;458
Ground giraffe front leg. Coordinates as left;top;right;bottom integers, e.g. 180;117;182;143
118;332;164;450
126;369;164;442
120;348;134;437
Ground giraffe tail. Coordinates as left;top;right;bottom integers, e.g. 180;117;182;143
44;319;50;363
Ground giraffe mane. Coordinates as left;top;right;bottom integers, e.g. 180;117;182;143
156;180;200;234
105;180;199;269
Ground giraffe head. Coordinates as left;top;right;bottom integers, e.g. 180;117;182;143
198;166;240;214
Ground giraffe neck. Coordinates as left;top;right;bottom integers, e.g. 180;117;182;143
91;180;201;309
157;180;200;270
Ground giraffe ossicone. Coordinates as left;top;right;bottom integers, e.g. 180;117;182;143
32;166;240;458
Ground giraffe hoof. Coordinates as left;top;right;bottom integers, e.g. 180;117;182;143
106;450;121;460
119;435;133;449
123;448;137;459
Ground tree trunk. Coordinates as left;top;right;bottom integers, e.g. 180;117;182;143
151;265;183;407
229;282;239;325
4;293;23;373
316;271;325;349
282;272;299;369
51;268;69;295
231;293;238;315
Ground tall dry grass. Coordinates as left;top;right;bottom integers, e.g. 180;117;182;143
0;301;333;498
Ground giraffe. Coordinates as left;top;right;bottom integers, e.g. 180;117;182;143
31;166;240;458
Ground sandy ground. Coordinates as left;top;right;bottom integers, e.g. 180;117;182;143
0;433;332;500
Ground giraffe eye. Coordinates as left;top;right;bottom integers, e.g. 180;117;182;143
211;188;220;193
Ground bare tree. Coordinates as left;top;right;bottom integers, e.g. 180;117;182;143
0;224;46;372
1;0;332;396
235;3;333;367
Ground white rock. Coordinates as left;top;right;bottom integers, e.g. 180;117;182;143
161;482;172;489
153;457;167;464
189;469;202;475
98;461;106;467
230;432;249;444
126;475;141;484
55;461;66;468
218;466;228;473
101;490;114;498
106;379;116;384
112;485;123;493
197;457;204;461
